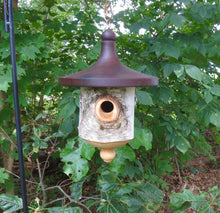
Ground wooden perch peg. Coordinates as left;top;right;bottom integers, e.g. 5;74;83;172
100;149;116;163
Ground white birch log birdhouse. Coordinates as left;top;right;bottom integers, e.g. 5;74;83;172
59;29;158;163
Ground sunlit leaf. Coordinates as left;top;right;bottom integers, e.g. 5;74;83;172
204;90;213;104
110;146;136;173
78;138;95;161
170;12;186;27
0;168;9;184
172;136;191;154
137;91;153;105
130;127;152;151
210;85;220;97
0;194;23;213
210;112;220;128
170;189;209;211
165;45;180;59
185;65;202;82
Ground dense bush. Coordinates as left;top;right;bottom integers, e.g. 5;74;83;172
0;0;219;212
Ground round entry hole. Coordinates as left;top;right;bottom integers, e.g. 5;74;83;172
101;101;114;113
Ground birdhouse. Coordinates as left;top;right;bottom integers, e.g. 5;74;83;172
59;29;158;163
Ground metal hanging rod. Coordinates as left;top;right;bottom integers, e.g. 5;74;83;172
3;0;28;212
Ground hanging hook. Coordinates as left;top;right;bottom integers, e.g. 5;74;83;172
104;0;114;28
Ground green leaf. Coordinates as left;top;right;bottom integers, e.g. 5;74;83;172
1;48;10;59
123;182;163;212
151;41;167;57
140;182;163;204
17;66;25;76
58;101;76;120
98;169;118;193
114;185;133;197
47;207;83;213
32;127;48;150
159;86;174;104
204;90;213;104
60;117;74;134
70;179;84;201
64;138;76;149
60;138;92;182
165;45;180;59
129;127;152;151
170;12;186;27
0;194;23;213
0;168;9;184
78;138;95;161
210;85;220;97
163;63;174;78
129;20;150;33
157;14;170;31
170;189;207;211
185;65;202;82
174;66;185;79
190;90;198;103
21;45;40;60
173;136;191;154
137;91;153;105
110;146;136;173
210;112;220;128
163;63;184;78
0;67;12;92
87;43;101;60
61;148;89;182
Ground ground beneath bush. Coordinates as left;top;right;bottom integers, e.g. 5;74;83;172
159;155;220;212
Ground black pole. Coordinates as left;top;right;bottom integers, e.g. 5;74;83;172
3;0;28;212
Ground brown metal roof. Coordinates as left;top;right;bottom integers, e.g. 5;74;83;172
59;29;158;87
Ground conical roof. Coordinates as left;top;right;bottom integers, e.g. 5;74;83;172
59;29;158;87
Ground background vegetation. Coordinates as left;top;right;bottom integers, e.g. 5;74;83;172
0;0;219;212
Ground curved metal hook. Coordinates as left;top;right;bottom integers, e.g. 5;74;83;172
104;0;114;28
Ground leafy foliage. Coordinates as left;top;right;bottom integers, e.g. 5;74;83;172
0;168;9;184
60;137;95;181
0;194;23;213
96;169;163;213
0;0;219;212
170;186;220;212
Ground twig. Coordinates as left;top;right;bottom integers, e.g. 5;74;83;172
64;200;92;213
41;154;50;183
83;0;92;20
36;159;47;206
4;168;38;184
174;153;183;185
0;126;16;146
45;186;92;213
44;197;66;206
87;200;101;209
58;178;73;188
80;196;101;203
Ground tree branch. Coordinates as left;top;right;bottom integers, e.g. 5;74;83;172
4;168;38;184
0;126;16;146
45;186;92;213
36;159;47;206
